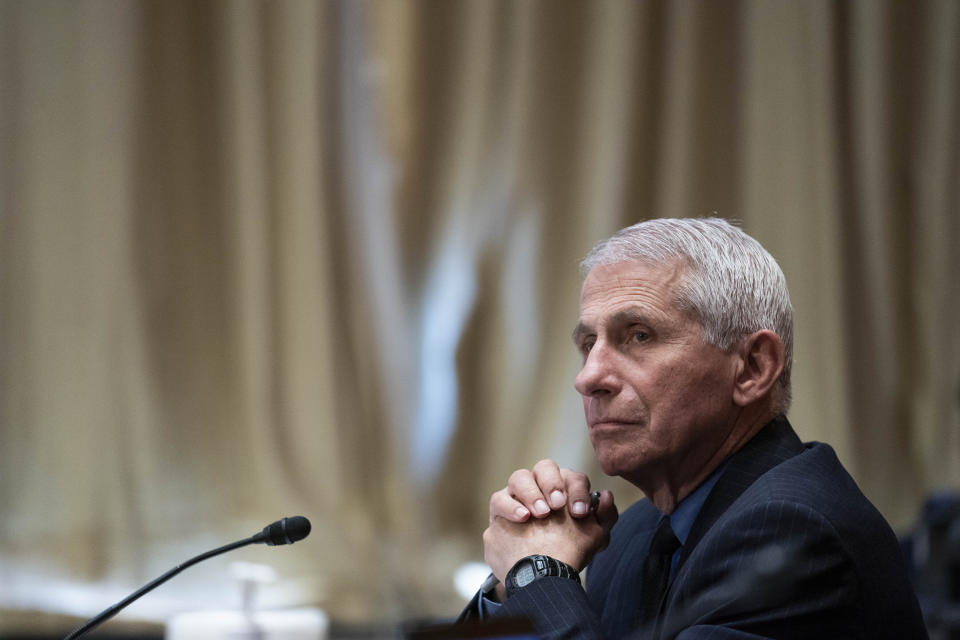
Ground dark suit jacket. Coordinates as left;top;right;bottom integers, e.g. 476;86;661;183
464;417;928;639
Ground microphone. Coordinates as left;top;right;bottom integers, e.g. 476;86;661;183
253;515;311;546
63;516;312;640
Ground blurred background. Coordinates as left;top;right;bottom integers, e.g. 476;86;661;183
1;0;959;637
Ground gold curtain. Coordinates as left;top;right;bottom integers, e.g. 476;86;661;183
1;0;958;632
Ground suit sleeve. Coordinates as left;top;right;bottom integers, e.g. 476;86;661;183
496;576;607;640
455;590;484;624
456;578;606;639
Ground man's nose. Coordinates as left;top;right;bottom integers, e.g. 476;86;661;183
574;342;620;397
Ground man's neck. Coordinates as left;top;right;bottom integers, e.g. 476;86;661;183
636;408;776;514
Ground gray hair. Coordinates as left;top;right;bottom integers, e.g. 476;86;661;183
581;217;793;413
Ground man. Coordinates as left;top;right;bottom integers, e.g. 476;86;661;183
461;218;927;638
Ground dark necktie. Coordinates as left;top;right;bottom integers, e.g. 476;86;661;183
639;517;681;624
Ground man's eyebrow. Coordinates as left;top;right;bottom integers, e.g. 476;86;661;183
572;322;591;345
610;309;650;326
572;308;652;344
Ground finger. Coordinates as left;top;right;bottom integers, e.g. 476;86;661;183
507;468;551;517
559;468;592;517
594;490;619;531
489;487;531;524
531;459;568;511
594;492;618;552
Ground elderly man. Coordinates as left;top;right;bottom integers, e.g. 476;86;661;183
460;218;927;639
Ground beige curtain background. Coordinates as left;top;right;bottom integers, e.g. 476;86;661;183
1;0;958;633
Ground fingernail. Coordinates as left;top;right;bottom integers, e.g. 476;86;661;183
572;501;587;515
550;490;565;508
515;506;530;519
534;499;549;515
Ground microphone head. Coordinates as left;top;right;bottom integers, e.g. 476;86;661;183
259;516;311;546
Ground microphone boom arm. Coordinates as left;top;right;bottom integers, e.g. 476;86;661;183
63;535;258;640
62;516;310;640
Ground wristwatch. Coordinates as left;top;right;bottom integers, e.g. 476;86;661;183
504;555;581;598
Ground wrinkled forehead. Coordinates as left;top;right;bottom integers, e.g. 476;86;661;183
579;257;691;307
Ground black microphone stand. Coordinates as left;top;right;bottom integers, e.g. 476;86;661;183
63;535;257;640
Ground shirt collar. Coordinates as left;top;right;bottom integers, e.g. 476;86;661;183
661;461;726;546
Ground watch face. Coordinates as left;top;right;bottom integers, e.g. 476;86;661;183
515;561;536;587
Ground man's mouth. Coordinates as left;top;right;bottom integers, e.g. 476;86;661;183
588;418;639;431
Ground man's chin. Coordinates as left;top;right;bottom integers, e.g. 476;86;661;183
596;453;639;478
592;443;652;479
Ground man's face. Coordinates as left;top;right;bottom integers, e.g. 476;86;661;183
573;259;740;489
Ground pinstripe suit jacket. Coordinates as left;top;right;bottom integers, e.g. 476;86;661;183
467;416;927;639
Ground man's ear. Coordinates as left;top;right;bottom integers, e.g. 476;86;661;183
732;330;786;407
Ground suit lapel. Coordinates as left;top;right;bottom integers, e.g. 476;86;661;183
676;415;804;569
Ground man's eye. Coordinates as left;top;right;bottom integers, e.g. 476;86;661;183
634;331;649;343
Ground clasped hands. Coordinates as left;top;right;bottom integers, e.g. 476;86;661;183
483;459;619;600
